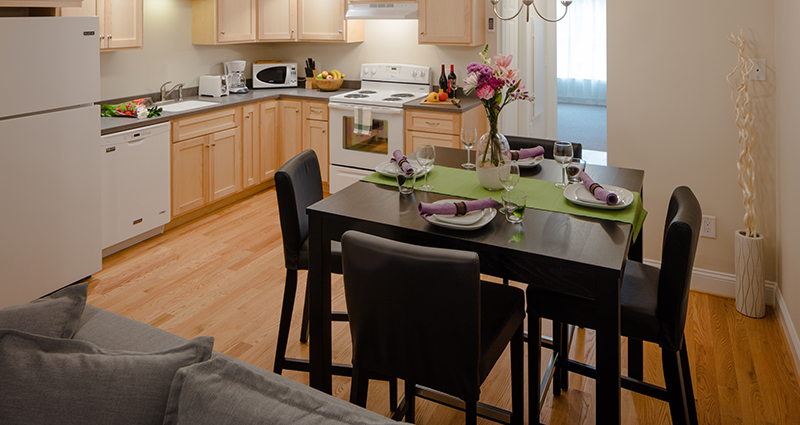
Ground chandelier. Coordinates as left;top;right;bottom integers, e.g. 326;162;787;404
489;0;573;23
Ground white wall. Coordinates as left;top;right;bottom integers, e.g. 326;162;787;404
99;0;499;100
775;0;800;356
607;0;777;283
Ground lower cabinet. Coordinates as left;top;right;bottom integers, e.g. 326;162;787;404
302;100;329;183
259;100;279;182
241;103;260;189
404;107;487;153
279;100;303;166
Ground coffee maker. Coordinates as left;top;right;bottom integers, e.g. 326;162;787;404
224;60;248;94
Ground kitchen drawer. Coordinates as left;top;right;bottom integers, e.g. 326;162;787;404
172;107;241;142
406;130;459;153
303;101;328;121
405;110;460;135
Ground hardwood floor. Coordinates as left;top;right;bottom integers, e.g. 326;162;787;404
86;187;800;424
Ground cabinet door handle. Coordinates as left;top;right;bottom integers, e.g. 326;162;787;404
425;121;440;126
311;108;322;113
205;144;210;147
107;35;112;39
420;31;424;35
245;114;251;118
322;130;326;133
99;35;105;39
296;109;299;113
221;31;225;34
339;30;343;33
211;143;216;146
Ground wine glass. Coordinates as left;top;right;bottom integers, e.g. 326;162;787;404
417;144;436;191
498;161;520;215
553;141;574;188
460;127;477;169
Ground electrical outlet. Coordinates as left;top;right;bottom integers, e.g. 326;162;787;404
751;59;766;81
702;215;716;239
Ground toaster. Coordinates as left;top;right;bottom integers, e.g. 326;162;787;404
199;75;228;97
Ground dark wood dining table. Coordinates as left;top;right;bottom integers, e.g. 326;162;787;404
305;147;644;424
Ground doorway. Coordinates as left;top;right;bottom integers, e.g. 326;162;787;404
556;0;607;164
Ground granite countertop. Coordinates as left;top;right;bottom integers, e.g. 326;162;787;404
101;88;483;136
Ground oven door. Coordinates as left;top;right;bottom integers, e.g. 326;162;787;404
328;102;405;170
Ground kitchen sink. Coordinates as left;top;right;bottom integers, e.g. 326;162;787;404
158;100;220;113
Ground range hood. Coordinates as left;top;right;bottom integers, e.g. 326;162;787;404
345;3;419;20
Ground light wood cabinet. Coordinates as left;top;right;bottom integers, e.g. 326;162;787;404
171;108;243;217
279;100;303;166
241;103;260;189
60;0;143;50
192;0;257;44
404;106;487;153
259;101;279;182
195;0;361;44
257;0;296;41
418;0;484;46
302;100;329;183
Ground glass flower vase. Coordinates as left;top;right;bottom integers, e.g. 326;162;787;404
475;127;511;191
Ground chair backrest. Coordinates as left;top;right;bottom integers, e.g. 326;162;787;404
656;186;702;351
341;231;482;402
505;135;583;159
274;150;324;270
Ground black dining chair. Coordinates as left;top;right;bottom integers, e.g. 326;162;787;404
527;186;701;425
272;151;399;410
341;231;525;425
505;135;583;160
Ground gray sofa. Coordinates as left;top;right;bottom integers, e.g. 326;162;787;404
0;284;397;425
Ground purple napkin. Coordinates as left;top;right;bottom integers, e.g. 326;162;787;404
390;150;414;176
511;146;544;161
418;198;501;218
578;171;619;205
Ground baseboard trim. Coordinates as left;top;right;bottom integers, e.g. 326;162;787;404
643;259;776;305
773;287;800;376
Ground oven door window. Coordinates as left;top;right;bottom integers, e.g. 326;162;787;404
256;67;287;84
342;116;389;154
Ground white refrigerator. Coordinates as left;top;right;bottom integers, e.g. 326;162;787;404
0;17;102;308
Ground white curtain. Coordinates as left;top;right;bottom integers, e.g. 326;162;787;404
556;0;607;106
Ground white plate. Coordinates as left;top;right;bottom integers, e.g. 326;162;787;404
375;160;432;178
514;154;544;169
425;199;498;230
434;208;484;225
563;184;634;210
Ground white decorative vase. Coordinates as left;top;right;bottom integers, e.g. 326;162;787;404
475;130;510;191
734;230;765;318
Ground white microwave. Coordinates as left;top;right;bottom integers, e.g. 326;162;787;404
253;63;298;89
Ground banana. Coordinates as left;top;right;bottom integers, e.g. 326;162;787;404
330;69;341;79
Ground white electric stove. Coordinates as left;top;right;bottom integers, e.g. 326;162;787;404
328;63;431;193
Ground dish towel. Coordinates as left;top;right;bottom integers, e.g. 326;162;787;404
578;171;619;205
353;106;372;135
511;146;544;161
390;150;414;176
418;198;501;218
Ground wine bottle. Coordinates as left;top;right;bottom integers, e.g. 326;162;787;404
439;64;448;95
448;64;457;99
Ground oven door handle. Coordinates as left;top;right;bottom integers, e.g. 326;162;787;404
328;102;405;116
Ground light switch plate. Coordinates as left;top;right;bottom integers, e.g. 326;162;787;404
751;59;766;81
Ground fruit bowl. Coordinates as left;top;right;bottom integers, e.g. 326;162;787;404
316;78;344;92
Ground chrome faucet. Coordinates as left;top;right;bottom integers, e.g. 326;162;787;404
160;81;184;102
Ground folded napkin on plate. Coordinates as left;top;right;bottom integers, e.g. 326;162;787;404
511;146;544;161
418;198;501;218
390;149;414;176
578;171;619;205
354;106;372;135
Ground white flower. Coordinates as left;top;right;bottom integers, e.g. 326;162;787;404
463;73;478;95
136;105;148;120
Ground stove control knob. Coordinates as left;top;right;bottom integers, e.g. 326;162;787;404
370;67;377;75
411;70;417;77
420;70;426;79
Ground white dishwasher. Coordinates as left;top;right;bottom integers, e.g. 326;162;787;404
101;122;171;255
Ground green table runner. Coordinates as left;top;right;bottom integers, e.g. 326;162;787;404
362;166;647;241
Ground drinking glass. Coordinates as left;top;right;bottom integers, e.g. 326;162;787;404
498;161;520;192
502;190;527;223
566;158;586;184
417;144;436;191
553;141;574;188
395;165;417;194
460;127;477;169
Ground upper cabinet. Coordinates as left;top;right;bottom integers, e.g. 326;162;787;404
195;0;362;44
418;0;484;46
60;0;143;50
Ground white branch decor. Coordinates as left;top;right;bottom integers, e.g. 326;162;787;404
726;30;758;238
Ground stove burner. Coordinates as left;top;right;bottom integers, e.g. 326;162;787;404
358;90;377;94
382;97;403;102
391;93;415;98
344;94;369;99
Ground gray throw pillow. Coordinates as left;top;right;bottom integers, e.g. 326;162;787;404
163;356;397;425
0;330;214;425
0;282;87;338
